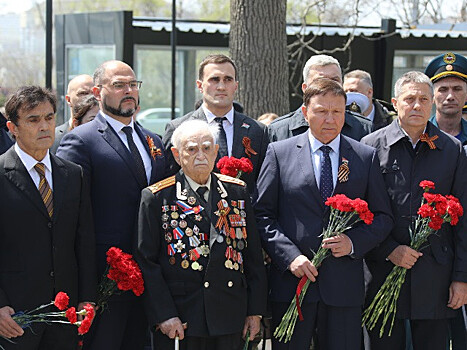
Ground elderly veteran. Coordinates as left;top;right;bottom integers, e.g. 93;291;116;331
136;119;267;350
362;71;467;350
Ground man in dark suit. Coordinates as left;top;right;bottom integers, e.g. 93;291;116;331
343;69;395;130
268;54;372;143
0;86;96;349
361;71;467;350
137;119;267;350
51;74;94;154
57;60;166;350
254;78;393;349
162;54;269;193
0;111;14;155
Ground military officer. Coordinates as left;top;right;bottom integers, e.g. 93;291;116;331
425;52;467;145
136;119;267;350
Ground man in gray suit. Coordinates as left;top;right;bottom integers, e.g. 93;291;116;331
268;55;372;142
162;54;269;193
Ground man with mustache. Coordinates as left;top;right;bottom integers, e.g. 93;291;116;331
57;60;166;350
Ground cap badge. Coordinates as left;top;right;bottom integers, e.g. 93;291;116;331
443;52;456;64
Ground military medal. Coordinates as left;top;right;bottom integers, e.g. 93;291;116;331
191;261;200;270
195;214;202;221
179;220;187;229
226;236;231;245
193;225;200;234
165;232;173;243
173;227;184;240
237;240;245;250
225;260;233;269
167;244;176;256
181;260;189;269
171;212;179;219
200;244;210;256
187;196;196;205
162;205;169;212
162;213;169;222
169;257;176;265
236;228;243;239
217;235;224;243
175;240;185;252
189;235;200;247
180;213;186;219
232;240;237;249
185;227;193;236
171;219;178;228
233;262;239;271
162;223;169;230
234;208;240;214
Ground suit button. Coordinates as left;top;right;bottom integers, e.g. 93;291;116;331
204;282;209;288
442;246;448;252
227;281;233;288
47;222;52;229
49;271;54;277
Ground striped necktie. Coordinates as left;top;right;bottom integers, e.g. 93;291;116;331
34;162;53;217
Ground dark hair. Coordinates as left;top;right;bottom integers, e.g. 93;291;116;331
5;86;57;125
198;54;237;80
303;78;347;107
73;95;99;127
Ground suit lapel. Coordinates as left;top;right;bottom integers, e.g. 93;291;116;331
50;155;68;222
333;136;355;196
96;113;147;188
296;133;323;208
4;149;49;219
231;112;249;158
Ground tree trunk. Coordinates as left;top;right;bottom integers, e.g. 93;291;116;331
230;0;289;119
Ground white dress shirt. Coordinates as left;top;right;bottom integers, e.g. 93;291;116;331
307;130;340;189
203;105;235;156
102;113;152;182
15;143;53;190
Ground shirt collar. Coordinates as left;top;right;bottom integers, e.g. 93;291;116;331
307;129;340;154
185;173;212;192
203;105;234;125
101;112;135;133
367;103;375;122
15;142;52;173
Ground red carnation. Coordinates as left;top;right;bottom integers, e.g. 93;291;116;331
105;247;145;297
428;214;444;230
78;317;92;335
417;204;436;218
216;156;253;178
352;198;369;214
54;292;69;311
83;304;95;321
65;307;77;324
360;210;374;225
419;180;435;190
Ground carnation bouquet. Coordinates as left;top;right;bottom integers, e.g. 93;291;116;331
362;180;463;337
274;194;374;343
1;292;95;348
216;156;253;179
97;247;145;310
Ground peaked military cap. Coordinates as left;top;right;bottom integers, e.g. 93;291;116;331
424;52;467;83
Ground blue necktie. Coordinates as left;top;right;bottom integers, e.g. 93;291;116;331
214;117;228;159
319;145;333;202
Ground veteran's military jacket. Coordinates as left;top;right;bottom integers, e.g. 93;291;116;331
136;170;267;337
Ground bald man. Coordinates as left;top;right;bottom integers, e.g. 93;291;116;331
51;74;94;153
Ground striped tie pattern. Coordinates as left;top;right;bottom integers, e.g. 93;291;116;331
34;163;53;217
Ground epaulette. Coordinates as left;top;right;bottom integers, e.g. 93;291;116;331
214;173;246;187
148;176;176;194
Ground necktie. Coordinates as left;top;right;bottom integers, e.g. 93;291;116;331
319;145;333;202
34;163;53;217
122;126;147;185
214;117;228;159
196;186;209;206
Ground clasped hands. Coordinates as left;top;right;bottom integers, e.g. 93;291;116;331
289;233;353;281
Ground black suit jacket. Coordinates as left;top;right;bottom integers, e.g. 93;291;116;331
0;114;14;155
253;133;393;306
362;121;467;319
268;107;372;143
136;171;267;337
162;108;269;193
50;121;69;155
0;148;96;311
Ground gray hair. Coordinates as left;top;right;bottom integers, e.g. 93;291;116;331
344;69;373;88
171;119;219;150
394;71;433;98
302;55;341;83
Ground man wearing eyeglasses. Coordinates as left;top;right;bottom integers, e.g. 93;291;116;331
57;60;166;350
